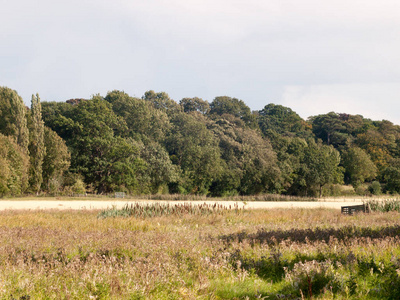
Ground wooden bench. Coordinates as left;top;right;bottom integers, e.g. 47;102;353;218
341;204;369;215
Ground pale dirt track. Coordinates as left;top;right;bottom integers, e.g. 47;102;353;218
0;199;366;211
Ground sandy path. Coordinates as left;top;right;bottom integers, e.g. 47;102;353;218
0;199;365;211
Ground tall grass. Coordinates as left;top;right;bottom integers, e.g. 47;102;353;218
132;193;317;202
98;202;241;219
0;208;399;299
365;198;400;212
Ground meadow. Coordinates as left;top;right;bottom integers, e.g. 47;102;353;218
1;204;400;299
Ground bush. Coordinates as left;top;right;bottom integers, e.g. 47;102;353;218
355;184;369;196
72;178;86;194
366;199;400;212
285;260;341;297
322;184;355;197
369;181;382;195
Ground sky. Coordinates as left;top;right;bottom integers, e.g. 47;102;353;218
1;0;400;123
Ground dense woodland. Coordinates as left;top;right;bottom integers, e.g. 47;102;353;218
1;86;400;197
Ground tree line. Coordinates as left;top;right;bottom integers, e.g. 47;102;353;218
1;86;400;197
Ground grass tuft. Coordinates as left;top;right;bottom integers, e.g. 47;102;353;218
97;202;242;219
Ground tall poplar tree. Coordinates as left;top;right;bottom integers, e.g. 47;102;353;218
29;94;45;193
0;87;29;153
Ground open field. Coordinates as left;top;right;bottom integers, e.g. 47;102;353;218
0;199;365;211
1;206;400;299
0;195;370;211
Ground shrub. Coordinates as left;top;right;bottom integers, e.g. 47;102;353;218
369;181;382;195
285;260;340;297
355;184;369;196
98;202;241;219
366;199;400;212
72;178;86;194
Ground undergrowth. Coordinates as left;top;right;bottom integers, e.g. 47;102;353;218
97;202;242;219
0;208;399;299
365;198;400;212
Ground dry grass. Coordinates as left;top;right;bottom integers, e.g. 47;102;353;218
3;193;317;202
0;208;400;299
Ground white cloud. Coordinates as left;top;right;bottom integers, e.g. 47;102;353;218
1;0;400;123
281;83;400;123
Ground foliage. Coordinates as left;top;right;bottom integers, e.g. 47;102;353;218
28;94;46;193
0;155;10;196
383;158;400;193
310;112;369;147
4;85;400;196
209;96;257;128
165;112;223;194
0;133;29;196
180;97;210;115
356;129;392;170
42;127;71;192
366;199;400;212
368;181;382;195
105;90;171;142
135;193;316;201
139;141;179;194
258;103;312;138
0;87;29;152
285;260;340;297
72;177;86;194
299;140;344;196
342;146;377;187
142;90;181;115
43;96;144;193
208;117;280;195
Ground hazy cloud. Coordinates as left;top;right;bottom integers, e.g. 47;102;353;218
1;0;399;122
282;83;400;123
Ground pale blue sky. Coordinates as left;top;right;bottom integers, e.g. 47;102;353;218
1;0;400;123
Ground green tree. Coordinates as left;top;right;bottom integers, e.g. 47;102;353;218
140;141;179;194
105;90;170;142
238;127;281;194
42;96;143;193
42;127;71;192
310;112;375;148
268;134;308;195
310;112;348;147
0;87;29;153
356;129;391;170
180;97;210;115
0;153;10;196
300;140;343;197
258;103;312;138
165;112;223;194
143;90;181;115
0;133;29;196
208;116;280;195
383;158;400;193
28;94;45;193
342;147;377;187
209;96;257;128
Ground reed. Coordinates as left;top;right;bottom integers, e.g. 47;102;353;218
97;202;241;219
365;198;400;212
0;208;399;299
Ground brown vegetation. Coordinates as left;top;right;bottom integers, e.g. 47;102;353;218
0;208;400;299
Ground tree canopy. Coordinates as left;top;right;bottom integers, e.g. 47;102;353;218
2;86;400;197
